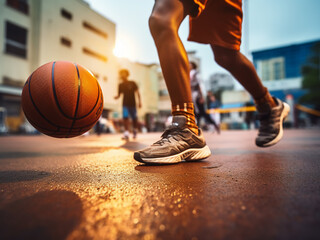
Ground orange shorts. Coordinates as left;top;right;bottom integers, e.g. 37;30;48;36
187;0;243;51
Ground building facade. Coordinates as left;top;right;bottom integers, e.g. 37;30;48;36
0;0;154;133
206;73;235;95
215;40;320;128
252;40;320;100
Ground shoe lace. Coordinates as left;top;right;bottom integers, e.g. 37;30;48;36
153;126;186;146
258;111;277;134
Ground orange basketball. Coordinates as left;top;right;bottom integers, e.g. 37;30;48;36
22;61;103;138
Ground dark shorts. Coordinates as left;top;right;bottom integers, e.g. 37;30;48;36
123;106;137;120
186;0;243;50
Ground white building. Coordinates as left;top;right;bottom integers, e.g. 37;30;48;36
0;0;117;131
206;73;235;93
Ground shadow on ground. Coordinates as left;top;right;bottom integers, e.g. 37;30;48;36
0;170;51;183
0;146;119;159
120;141;148;151
0;190;83;240
134;159;220;173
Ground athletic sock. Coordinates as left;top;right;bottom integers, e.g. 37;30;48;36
172;103;199;135
254;88;277;113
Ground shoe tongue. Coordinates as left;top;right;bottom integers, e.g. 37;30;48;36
256;97;278;114
171;115;187;128
256;103;272;114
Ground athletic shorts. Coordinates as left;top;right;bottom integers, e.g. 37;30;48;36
186;0;243;51
123;106;137;120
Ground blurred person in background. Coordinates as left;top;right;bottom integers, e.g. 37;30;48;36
114;69;142;140
207;91;221;132
190;61;220;133
95;116;103;136
244;101;256;130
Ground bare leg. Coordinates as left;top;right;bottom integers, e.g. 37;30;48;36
132;118;138;138
197;100;220;133
132;0;211;163
133;118;138;129
123;118;130;132
149;0;192;105
211;45;269;100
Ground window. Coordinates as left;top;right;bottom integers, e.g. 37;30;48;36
1;94;21;117
5;21;28;58
257;57;285;81
60;37;72;47
273;61;284;80
159;89;169;96
61;9;72;20
259;61;270;81
83;21;108;38
6;0;29;15
3;76;24;87
83;47;107;62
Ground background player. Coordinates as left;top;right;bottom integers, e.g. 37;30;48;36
114;69;141;140
190;61;220;134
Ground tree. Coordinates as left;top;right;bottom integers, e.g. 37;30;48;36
300;42;320;109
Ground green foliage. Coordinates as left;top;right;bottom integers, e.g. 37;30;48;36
300;43;320;107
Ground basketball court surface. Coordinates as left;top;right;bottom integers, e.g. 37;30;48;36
0;129;319;239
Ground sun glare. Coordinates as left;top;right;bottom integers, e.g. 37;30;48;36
113;38;135;59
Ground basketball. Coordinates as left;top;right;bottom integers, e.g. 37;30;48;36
22;61;103;138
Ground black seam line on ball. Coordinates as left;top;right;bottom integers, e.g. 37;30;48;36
28;73;60;130
24;111;63;136
68;64;81;136
28;70;97;132
76;79;101;120
25;110;92;135
50;63;100;121
78;81;99;118
73;64;81;120
51;61;74;119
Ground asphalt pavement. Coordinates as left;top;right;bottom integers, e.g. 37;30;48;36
0;129;319;240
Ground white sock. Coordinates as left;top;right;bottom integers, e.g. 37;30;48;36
124;130;129;137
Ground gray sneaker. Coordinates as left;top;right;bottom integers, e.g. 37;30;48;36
133;115;211;164
256;97;290;147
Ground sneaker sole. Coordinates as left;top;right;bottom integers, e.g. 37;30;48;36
258;102;290;147
134;145;211;164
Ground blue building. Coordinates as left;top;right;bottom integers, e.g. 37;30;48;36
252;39;320;101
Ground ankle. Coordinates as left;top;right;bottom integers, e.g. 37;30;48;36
172;103;199;135
188;125;199;135
254;91;277;112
